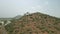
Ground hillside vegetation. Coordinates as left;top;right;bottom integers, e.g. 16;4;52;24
5;12;60;34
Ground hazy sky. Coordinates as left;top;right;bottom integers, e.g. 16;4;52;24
0;0;60;18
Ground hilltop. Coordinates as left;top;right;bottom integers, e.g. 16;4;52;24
5;12;60;34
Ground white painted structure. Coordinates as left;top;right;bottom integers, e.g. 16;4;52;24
0;21;4;25
5;20;11;26
0;20;11;26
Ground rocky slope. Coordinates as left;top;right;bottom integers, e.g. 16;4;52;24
5;12;60;34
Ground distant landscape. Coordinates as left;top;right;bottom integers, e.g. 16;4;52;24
0;12;60;34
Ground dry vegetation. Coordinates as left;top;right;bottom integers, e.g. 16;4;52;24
5;12;60;34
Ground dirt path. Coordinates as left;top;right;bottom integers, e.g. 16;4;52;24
0;25;8;34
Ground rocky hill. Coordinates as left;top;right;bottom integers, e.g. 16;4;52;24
5;12;60;34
